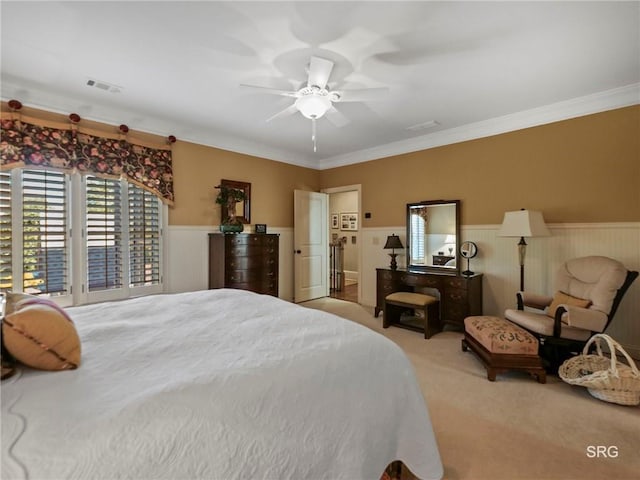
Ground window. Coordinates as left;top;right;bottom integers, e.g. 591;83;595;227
128;184;161;287
3;169;165;305
86;176;123;292
22;170;69;296
0;171;12;291
410;213;426;264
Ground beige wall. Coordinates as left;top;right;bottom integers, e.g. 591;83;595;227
169;141;319;227
320;106;640;226
6;104;637;228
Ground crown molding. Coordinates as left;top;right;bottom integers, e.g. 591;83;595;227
317;83;640;170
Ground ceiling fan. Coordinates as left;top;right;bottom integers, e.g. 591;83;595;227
240;56;387;152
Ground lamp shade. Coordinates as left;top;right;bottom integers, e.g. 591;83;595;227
384;234;404;249
497;210;550;238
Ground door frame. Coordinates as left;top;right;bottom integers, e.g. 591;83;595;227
322;184;362;304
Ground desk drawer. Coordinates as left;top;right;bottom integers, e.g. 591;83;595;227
400;273;441;288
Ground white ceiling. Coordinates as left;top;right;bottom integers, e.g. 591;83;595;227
2;1;639;169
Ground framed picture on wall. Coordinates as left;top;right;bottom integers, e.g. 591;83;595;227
331;214;339;229
340;212;358;231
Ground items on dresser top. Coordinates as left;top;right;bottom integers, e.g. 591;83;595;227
208;233;279;296
432;255;455;266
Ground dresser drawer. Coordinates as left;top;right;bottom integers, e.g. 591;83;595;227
259;279;278;295
227;255;277;270
226;245;278;258
443;277;469;290
226;234;278;246
226;280;278;297
226;268;276;284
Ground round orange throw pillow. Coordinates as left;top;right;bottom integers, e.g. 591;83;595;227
2;297;81;370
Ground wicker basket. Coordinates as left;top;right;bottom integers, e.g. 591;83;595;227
559;334;640;406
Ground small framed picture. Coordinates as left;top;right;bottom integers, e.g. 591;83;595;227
255;223;267;234
340;212;358;231
331;214;339;229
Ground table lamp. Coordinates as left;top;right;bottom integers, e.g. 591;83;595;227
384;234;404;270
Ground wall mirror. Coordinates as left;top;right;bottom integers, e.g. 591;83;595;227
406;200;460;274
220;179;251;224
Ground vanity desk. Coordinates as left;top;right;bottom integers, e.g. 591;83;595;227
378;198;483;330
375;269;483;330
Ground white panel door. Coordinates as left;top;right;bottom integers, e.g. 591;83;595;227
294;190;328;303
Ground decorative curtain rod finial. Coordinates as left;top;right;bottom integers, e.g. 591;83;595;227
69;113;81;123
167;135;177;144
119;124;129;134
8;99;22;111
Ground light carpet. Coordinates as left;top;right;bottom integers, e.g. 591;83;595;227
301;298;640;480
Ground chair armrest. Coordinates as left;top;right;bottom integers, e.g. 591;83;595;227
556;305;608;333
517;291;553;311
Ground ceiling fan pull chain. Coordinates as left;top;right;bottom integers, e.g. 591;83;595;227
312;118;317;152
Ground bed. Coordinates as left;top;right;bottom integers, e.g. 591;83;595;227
2;289;443;480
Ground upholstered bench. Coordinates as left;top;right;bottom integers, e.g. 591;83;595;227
383;292;441;339
462;315;546;383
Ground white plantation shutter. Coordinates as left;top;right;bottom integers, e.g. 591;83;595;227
86;176;123;291
128;184;161;286
0;172;12;291
21;169;69;296
4;168;164;304
410;213;426;264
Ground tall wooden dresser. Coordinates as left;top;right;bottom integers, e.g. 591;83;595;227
208;233;279;296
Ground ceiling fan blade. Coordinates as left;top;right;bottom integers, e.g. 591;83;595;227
307;56;334;89
325;106;350;128
266;103;299;122
334;87;389;102
239;84;299;97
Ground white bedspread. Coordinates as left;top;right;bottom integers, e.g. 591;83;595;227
2;289;443;480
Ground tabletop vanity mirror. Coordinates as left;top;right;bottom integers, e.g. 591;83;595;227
406;200;461;274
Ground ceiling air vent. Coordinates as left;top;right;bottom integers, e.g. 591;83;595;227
86;78;122;93
406;120;440;132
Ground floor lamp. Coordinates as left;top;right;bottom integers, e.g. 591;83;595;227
497;209;550;291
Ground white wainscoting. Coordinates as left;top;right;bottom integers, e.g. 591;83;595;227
360;223;640;357
168;223;639;356
167;226;294;302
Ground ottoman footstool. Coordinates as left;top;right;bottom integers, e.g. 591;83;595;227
462;315;546;383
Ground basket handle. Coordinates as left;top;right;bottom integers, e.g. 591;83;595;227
583;334;640;377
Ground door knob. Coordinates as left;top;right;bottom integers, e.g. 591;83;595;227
295;250;301;254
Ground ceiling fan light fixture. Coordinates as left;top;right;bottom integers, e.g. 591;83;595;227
296;94;331;119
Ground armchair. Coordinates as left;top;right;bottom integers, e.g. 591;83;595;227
505;256;638;369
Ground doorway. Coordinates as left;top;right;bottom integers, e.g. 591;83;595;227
324;185;361;304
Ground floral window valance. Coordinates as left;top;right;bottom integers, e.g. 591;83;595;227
1;115;175;205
